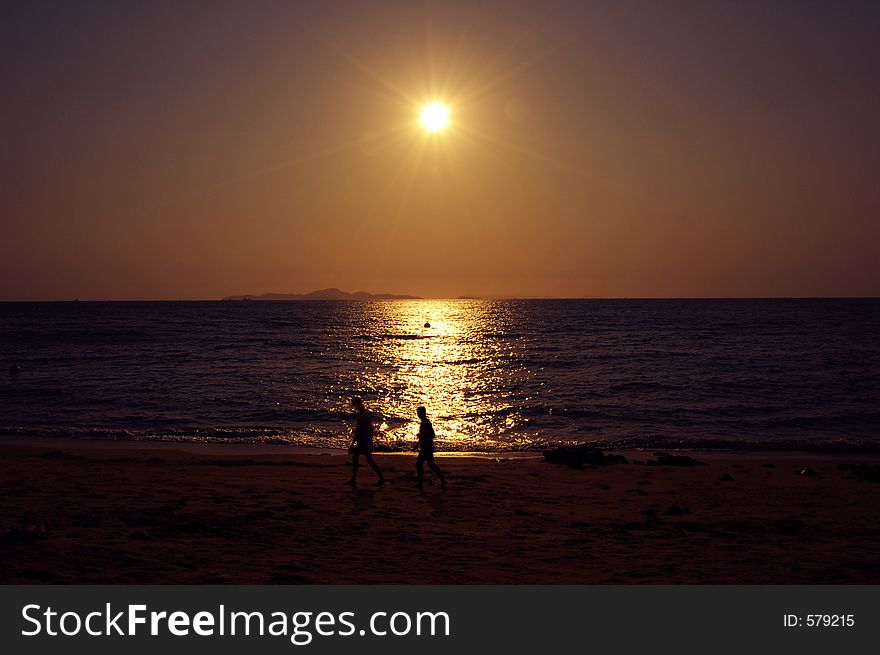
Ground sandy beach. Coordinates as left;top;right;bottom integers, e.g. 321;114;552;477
1;436;879;584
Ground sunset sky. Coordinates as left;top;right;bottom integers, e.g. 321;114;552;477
3;0;879;300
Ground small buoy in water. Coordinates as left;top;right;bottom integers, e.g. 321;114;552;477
9;364;21;375
424;322;431;328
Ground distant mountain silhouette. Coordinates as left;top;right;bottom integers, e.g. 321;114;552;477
222;288;421;301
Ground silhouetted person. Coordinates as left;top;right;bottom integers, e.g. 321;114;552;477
346;397;385;487
416;406;447;490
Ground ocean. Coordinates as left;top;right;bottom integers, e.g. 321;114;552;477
1;299;879;452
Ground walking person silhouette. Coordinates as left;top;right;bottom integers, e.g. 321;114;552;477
416;406;447;490
346;397;385;487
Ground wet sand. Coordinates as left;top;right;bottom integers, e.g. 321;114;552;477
1;436;879;584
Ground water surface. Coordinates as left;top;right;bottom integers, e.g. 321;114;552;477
2;299;879;451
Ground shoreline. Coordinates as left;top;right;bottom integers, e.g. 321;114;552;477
0;434;543;459
2;433;877;458
2;436;879;584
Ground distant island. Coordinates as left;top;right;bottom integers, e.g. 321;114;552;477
222;288;421;301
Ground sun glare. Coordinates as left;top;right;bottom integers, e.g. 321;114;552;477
420;102;450;133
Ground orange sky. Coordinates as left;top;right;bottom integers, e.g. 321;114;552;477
3;1;879;299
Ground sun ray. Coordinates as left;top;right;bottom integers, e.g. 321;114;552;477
423;2;439;97
455;27;539;101
369;134;430;264
457;123;615;189
458;34;579;111
271;5;419;108
130;123;412;217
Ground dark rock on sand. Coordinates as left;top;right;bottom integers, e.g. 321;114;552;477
798;468;818;477
720;473;734;481
543;445;628;468
664;505;690;516
843;464;880;483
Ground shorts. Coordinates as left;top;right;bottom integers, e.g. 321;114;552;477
351;441;372;455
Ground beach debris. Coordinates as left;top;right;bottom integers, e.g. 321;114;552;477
839;463;880;483
720;473;735;481
542;445;628;468
798;467;818;477
652;452;698;467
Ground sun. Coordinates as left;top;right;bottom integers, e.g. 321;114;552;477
420;102;450;133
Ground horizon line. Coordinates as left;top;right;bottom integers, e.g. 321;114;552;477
2;295;880;302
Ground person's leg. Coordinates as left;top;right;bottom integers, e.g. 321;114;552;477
427;454;447;488
416;453;426;488
366;453;385;484
346;453;360;485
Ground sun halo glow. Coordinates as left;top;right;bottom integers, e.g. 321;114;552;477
420;102;450;133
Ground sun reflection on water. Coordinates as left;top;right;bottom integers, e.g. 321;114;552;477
332;300;533;451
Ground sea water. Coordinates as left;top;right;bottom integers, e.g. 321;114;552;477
1;299;878;451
